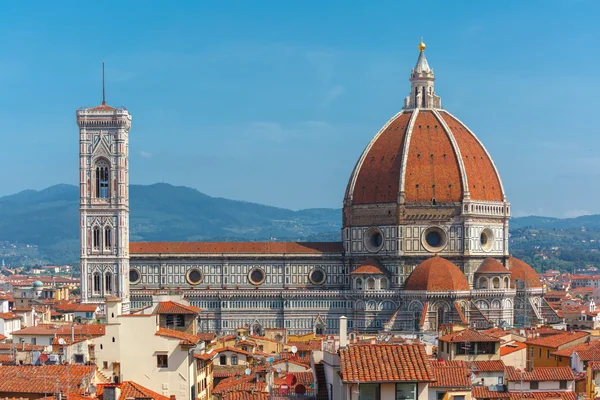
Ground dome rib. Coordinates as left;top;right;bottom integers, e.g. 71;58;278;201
507;256;542;288
438;110;505;202
401;110;464;202
432;109;470;199
404;255;470;291
475;258;510;274
346;111;412;204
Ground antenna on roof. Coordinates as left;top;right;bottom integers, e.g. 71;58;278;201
102;61;106;105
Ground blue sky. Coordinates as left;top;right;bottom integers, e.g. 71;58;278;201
0;1;599;217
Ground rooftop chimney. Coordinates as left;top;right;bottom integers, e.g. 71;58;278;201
339;316;348;350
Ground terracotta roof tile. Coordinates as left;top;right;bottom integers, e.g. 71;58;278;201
0;354;15;364
88;104;117;111
352;258;385;275
213;346;253;357
340;344;435;383
404;111;464;202
508;257;542;288
404;255;470;291
439;111;503;201
500;341;527;356
525;331;588;348
97;381;169;400
155;301;201;314
430;365;471;388
155;327;202;345
438;328;500;343
506;366;575;381
0;365;95;394
0;312;21;321
222;393;269;400
473;386;577;399
476;258;510;274
130;241;343;254
471;360;505;372
349;111;412;204
0;343;45;351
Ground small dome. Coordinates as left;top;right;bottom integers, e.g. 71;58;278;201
33;280;43;288
352;258;385;275
475;258;511;274
404;255;470;291
507;257;542;288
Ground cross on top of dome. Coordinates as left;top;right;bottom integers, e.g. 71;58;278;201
403;39;441;110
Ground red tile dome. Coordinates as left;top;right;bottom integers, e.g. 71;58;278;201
404;255;470;291
507;256;542;288
345;109;504;206
475;258;511;274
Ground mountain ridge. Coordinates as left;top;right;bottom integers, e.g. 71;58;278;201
1;183;600;272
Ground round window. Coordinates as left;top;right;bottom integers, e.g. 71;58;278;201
422;226;447;252
186;268;203;285
129;268;141;284
248;268;266;285
309;268;326;285
364;227;384;252
480;228;494;252
426;231;442;247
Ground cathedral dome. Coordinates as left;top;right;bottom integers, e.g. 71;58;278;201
344;42;505;209
507;256;542;288
404;255;470;291
475;258;510;274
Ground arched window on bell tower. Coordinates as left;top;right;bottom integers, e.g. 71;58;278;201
92;226;101;250
104;227;112;249
95;160;110;199
93;272;101;294
105;272;113;293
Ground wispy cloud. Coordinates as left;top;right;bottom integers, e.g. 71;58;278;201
322;85;345;106
139;150;153;158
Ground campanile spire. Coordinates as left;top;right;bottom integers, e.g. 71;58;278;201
403;39;441;109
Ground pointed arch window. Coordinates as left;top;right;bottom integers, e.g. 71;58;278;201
93;273;101;294
104;227;112;249
92;226;101;250
95;160;110;199
105;272;113;293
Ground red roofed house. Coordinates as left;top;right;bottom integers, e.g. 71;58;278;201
339;343;435;399
0;311;22;340
429;360;473;400
525;331;589;368
505;366;576;393
93;297;205;400
73;303;101;322
438;328;501;362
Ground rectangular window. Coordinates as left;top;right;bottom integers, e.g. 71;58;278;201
530;381;539;390
220;355;226;365
176;315;185;327
539;348;541;358
103;361;108;369
547;349;550;359
530;347;535;357
157;354;168;368
559;380;567;389
395;383;416;400
454;397;465;400
231;355;238;365
166;314;174;327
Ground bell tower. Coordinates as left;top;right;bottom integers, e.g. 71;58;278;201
76;63;132;313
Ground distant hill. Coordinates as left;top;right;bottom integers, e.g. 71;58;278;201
2;183;600;274
0;183;341;266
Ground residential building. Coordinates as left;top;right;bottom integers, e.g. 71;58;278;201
339;343;435;399
505;366;575;393
437;328;501;362
525;331;589;368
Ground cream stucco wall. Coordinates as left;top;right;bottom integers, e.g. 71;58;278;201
93;314;199;400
